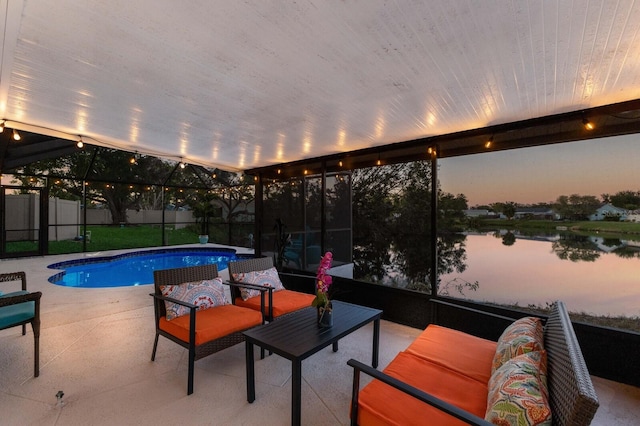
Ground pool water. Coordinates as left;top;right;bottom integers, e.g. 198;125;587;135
48;248;245;288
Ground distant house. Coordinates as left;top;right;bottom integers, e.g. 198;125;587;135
626;210;640;222
513;207;558;220
589;203;628;221
463;209;499;218
464;209;489;217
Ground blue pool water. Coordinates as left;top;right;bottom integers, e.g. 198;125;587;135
48;248;245;288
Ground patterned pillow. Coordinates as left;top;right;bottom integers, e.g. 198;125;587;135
485;351;551;426
492;317;544;373
160;278;228;321
232;267;285;301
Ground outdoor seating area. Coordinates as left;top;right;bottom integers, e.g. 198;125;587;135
348;301;598;425
228;256;316;322
0;247;639;425
0;271;41;378
151;264;264;395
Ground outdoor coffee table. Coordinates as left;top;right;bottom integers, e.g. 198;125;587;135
243;300;382;426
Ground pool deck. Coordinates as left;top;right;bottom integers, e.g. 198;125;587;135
1;244;639;425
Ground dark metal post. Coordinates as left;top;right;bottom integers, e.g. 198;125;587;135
254;174;263;255
161;186;166;246
82;180;87;252
320;162;326;253
430;146;438;297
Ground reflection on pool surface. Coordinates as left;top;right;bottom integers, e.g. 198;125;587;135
48;247;247;288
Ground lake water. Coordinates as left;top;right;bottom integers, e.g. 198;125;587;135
439;232;640;318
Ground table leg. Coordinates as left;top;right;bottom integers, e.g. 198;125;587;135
246;341;255;403
372;319;380;368
292;359;302;426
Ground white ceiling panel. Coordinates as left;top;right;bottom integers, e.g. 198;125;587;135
1;0;639;171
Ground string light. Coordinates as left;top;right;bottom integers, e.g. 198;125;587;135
0;120;5;133
582;118;595;131
485;136;493;149
76;136;84;148
12;129;21;141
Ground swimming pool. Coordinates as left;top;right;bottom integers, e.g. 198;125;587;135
48;247;249;288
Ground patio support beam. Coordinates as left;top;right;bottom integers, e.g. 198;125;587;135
320;162;326;253
429;146;438;297
254;174;263;254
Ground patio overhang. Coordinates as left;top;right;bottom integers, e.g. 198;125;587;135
1;1;640;173
247;98;640;179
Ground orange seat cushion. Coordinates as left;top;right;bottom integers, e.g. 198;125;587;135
405;325;497;384
234;289;315;318
356;352;488;426
159;304;263;345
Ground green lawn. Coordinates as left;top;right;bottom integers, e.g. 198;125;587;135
59;225;202;253
7;225;203;255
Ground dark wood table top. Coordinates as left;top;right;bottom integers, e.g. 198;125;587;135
243;300;382;360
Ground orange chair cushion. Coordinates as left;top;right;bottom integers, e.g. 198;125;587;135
356;352;488;426
234;289;315;318
405;325;497;384
159;304;263;345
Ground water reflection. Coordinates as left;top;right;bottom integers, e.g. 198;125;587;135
552;234;600;262
440;232;640;317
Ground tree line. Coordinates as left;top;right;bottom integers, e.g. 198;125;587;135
473;190;640;220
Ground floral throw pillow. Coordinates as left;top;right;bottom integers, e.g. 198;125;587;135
485;351;551;426
492;316;544;373
160;278;228;321
232;267;285;301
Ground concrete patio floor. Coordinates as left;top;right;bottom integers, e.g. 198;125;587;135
1;245;639;425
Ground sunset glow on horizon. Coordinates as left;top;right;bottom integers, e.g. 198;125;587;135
439;134;640;207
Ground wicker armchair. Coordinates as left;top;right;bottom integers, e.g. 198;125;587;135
150;264;263;395
0;271;42;377
227;257;316;322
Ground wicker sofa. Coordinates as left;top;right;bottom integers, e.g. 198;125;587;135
348;301;599;426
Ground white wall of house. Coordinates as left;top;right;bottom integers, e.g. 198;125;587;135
589;204;628;221
626;212;640;222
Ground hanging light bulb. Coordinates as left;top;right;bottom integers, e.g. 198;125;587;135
485;136;493;149
582;118;595;131
0;120;5;133
76;136;84;148
12;129;21;141
180;162;186;169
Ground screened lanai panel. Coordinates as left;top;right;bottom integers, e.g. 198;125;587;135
437;134;640;329
324;173;352;267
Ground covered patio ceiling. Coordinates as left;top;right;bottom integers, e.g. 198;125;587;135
1;1;640;176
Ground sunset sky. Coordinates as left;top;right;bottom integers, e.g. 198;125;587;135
439;133;640;207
